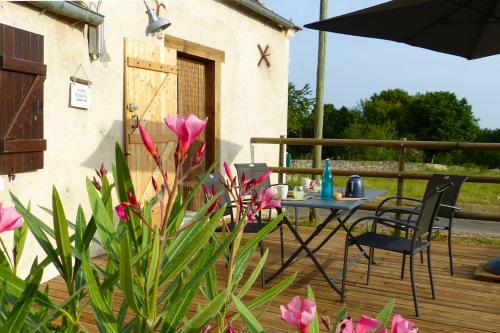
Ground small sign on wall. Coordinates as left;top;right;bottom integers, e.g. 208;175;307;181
70;81;91;109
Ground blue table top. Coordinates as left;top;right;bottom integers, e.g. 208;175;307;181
280;189;385;210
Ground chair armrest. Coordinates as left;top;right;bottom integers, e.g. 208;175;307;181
375;196;422;216
348;215;421;233
378;206;420;217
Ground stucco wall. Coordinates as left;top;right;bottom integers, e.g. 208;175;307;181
0;0;293;280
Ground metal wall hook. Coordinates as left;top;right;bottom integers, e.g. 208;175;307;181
8;170;15;181
131;114;139;129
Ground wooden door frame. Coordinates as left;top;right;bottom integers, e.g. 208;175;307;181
165;35;224;170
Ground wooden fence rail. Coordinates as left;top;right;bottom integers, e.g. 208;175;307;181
251;136;500;223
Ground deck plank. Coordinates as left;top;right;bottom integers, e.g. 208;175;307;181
43;227;500;332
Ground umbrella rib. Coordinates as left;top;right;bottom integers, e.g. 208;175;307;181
403;0;478;43
448;0;500;21
464;0;500;59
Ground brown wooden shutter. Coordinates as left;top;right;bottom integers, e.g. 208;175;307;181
0;24;47;175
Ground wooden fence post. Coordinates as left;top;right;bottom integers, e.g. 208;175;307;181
278;135;285;184
396;138;407;226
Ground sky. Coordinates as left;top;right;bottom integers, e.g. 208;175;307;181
264;0;500;129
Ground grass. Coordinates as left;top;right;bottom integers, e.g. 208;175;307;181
287;164;500;213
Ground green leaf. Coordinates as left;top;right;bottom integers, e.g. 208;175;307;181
38;205;102;247
246;272;296;310
172;163;215;223
101;174;114;218
231;295;265;333
232;214;283;288
13;223;28;272
52;187;73;283
334;306;347;328
181;291;227;333
375;298;395;331
10;193;63;275
146;230;160;291
237;249;268;298
82;252;118;333
119;235;140;315
115;142;135;202
203;259;218;301
161;204;224;283
0;265;53;308
159;244;214;331
86;179;119;259
237;213;283;262
159;222;238;331
1;260;43;333
307;285;320;333
75;206;86;251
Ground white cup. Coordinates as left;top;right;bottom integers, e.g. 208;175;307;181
276;184;289;200
301;178;312;192
293;186;305;200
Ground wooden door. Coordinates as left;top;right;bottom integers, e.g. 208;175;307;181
177;56;211;209
124;39;177;216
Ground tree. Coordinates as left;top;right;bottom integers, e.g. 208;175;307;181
287;83;315;158
464;128;500;168
407;92;480;162
361;89;414;137
342;122;399;161
322;104;361;159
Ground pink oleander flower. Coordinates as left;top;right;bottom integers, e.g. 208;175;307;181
151;176;159;192
115;203;130;221
247;211;257;223
0;203;23;233
138;125;159;161
255;169;272;187
202;185;221;215
227;323;235;333
95;162;107;179
223;161;234;183
357;316;386;333
192;142;206;166
391;315;417;333
127;192;140;211
336;318;354;333
257;188;281;211
335;315;386;333
164;115;207;157
280;296;316;333
91;176;102;191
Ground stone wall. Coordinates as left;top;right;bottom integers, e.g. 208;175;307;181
291;160;448;171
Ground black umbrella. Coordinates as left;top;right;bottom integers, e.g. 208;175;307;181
305;0;500;60
305;0;500;275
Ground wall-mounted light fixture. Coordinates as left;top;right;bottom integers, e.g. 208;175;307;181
144;0;171;37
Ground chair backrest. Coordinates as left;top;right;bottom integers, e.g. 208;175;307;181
234;163;271;193
197;173;233;220
415;182;453;238
423;174;468;218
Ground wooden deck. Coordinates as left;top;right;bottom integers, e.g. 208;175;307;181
45;227;500;332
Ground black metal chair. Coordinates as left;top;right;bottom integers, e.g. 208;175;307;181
198;172;284;288
340;183;453;317
375;174;468;275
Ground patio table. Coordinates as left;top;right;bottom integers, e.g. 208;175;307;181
266;188;385;295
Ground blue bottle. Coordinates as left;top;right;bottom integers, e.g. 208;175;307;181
321;159;333;199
